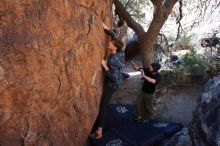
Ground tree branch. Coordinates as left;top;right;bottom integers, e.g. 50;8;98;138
125;0;131;9
176;23;183;40
176;0;183;24
113;0;145;37
176;0;183;40
145;0;178;39
158;33;169;47
158;33;173;55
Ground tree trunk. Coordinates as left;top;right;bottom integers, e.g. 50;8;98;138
139;36;154;68
139;0;177;67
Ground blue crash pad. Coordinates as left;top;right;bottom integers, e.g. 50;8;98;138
91;130;132;146
90;104;183;146
112;121;183;146
104;104;135;130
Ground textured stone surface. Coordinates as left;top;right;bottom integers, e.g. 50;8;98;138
159;76;220;146
192;76;220;146
160;128;192;146
0;0;113;145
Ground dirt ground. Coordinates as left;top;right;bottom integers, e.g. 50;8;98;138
110;60;204;127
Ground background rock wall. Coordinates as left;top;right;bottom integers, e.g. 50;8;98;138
0;0;113;145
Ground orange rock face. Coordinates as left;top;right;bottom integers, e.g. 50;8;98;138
0;0;112;145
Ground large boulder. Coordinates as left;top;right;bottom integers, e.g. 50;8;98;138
160;128;193;146
192;76;220;146
160;76;220;146
0;0;113;145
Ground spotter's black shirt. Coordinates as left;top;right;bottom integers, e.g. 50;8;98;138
140;68;161;94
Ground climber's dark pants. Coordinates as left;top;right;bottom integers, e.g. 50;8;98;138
96;85;116;128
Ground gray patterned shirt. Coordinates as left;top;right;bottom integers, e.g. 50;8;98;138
106;52;125;89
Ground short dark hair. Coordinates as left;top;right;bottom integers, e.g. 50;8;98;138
151;62;161;72
112;39;124;52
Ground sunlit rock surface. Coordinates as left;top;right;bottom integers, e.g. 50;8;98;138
0;0;112;145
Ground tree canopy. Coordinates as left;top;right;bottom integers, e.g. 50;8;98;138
112;0;220;67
